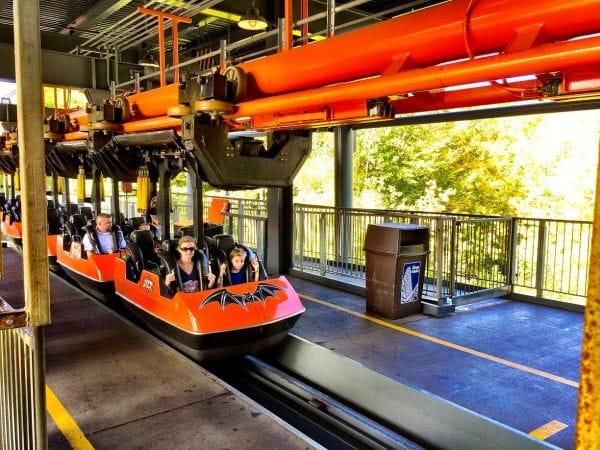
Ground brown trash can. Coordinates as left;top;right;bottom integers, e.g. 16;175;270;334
364;223;429;319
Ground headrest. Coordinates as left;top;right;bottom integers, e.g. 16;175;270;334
70;214;87;227
161;239;178;254
129;216;145;229
130;229;154;246
79;206;93;218
203;235;215;250
213;234;235;252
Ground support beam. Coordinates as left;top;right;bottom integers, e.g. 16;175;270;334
14;3;48;446
575;136;600;447
0;43;140;90
14;0;50;326
61;0;132;36
334;125;354;209
266;186;293;275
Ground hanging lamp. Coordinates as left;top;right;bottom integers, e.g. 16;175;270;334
238;1;268;30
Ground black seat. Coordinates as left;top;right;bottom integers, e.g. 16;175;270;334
129;216;146;230
158;239;211;295
47;208;62;234
126;230;160;282
79;206;93;220
61;213;86;252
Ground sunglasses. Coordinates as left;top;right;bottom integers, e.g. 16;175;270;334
180;247;196;252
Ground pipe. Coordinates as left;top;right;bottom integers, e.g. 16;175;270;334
238;0;600;97
228;35;600;122
121;116;181;134
55;140;88;153
62;132;89;142
391;80;542;114
123;83;179;119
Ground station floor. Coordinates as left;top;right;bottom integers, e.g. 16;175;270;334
2;248;582;449
289;276;581;450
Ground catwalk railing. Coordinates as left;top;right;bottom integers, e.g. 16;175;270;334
133;194;591;307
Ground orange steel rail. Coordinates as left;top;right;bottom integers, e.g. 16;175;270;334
237;0;600;97
104;0;600;132
227;35;600;126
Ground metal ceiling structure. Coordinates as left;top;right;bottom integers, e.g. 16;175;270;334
0;1;445;65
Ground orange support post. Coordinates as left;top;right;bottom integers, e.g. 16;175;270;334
284;0;293;51
137;7;192;86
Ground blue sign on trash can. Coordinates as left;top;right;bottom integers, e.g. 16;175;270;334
401;261;421;304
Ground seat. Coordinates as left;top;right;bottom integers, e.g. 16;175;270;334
70;214;88;234
129;216;146;230
158;240;211;295
47;208;62;234
79;206;93;220
62;214;87;252
127;230;160;279
155;240;179;296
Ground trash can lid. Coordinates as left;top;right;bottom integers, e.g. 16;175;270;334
365;222;429;252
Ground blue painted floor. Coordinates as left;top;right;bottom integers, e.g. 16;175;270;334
289;276;582;450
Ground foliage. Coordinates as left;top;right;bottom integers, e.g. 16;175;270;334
353;120;528;215
43;86;87;110
294;111;600;221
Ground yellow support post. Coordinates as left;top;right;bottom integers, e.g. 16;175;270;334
77;166;85;203
576;137;600;447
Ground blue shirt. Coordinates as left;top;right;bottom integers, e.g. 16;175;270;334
179;266;199;292
82;230;126;254
230;270;245;285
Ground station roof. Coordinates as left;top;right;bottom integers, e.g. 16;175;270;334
0;1;446;63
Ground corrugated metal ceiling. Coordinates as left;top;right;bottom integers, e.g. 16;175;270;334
0;1;448;60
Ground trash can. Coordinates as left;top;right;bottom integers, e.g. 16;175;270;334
364;223;429;319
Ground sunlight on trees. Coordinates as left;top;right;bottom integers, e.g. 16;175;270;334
294;110;600;221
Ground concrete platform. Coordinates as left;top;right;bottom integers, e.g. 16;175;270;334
288;276;581;450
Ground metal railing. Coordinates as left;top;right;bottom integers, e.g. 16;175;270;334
0;325;45;450
111;194;591;306
512;218;591;303
293;204;590;306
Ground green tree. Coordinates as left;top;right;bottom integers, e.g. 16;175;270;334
353;120;531;215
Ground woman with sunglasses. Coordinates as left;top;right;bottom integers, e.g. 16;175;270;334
165;235;218;293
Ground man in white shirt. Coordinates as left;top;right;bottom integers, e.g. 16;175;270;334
81;213;126;257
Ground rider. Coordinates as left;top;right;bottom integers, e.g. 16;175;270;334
81;213;126;257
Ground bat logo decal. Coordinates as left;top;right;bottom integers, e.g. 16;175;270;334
200;283;284;310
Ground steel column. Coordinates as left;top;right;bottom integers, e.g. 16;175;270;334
266;186;294;275
14;0;49;326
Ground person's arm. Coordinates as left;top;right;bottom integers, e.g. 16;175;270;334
217;263;226;288
206;272;216;289
250;259;260;282
81;233;95;257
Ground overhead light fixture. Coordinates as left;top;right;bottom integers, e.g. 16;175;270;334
138;52;159;68
238;1;268;31
138;41;159;68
